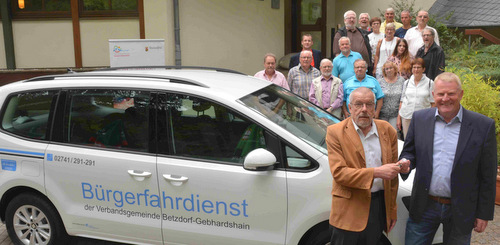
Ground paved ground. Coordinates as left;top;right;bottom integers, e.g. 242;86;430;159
1;205;499;244
470;204;500;245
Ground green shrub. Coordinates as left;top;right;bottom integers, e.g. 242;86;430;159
446;67;500;164
447;44;500;82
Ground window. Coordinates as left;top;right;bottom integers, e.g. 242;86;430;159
240;85;340;155
11;0;139;19
285;145;313;169
163;94;267;163
80;0;138;18
11;0;71;19
64;89;150;152
1;90;57;140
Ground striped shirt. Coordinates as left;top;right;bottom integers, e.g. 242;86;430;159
287;65;320;99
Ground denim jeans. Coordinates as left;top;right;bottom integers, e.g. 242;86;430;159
405;199;471;245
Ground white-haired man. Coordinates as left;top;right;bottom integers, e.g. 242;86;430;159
405;10;440;56
342;59;384;118
358;13;371;33
327;86;406;245
332;37;363;83
333;10;372;73
416;28;445;80
309;59;343;118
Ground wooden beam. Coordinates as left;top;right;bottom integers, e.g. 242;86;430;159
1;0;16;69
284;0;291;55
71;0;82;68
138;0;145;39
465;28;500;44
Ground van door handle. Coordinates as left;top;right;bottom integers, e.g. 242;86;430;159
163;174;188;186
128;170;152;181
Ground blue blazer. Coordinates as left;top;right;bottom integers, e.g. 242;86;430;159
288;49;322;70
400;107;497;234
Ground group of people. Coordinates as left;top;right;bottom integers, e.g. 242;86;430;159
254;8;497;245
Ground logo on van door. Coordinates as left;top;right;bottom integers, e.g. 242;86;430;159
81;182;249;217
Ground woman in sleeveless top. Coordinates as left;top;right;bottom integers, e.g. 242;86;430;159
368;17;384;66
374;23;398;80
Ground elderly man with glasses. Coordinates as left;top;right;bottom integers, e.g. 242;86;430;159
341;59;384;118
405;10;440;56
287;50;320;100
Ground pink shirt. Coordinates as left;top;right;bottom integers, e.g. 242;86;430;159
254;70;290;90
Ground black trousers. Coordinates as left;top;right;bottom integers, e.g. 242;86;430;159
330;191;387;245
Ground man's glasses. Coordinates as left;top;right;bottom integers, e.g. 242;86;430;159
351;103;375;109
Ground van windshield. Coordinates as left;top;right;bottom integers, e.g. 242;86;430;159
239;84;340;154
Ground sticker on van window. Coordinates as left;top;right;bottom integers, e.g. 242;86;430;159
1;159;17;171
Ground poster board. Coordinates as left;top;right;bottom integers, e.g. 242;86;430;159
109;39;165;67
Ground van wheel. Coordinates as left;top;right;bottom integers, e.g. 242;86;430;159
5;193;68;245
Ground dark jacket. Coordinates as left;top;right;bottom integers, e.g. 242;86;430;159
416;42;445;80
400;107;497;235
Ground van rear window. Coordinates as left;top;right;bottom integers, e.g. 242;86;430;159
1;91;57;140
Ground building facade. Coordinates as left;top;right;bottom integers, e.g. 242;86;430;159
0;0;435;77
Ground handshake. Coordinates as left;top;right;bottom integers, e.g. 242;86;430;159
373;158;411;180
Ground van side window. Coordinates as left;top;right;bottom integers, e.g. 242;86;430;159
165;94;267;163
64;89;150;152
285;145;313;169
1;90;57;140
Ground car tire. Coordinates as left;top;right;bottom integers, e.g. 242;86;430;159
302;226;330;245
5;193;68;245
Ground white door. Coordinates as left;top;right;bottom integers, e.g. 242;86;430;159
44;89;162;244
157;93;287;244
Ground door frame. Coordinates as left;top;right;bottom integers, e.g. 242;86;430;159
285;0;327;55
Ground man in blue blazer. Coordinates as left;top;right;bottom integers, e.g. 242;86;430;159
399;72;497;244
289;34;322;70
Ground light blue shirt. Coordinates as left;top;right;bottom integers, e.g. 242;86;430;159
343;74;385;112
429;106;463;197
332;51;362;82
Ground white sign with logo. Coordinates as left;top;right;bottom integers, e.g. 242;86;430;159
109;39;165;67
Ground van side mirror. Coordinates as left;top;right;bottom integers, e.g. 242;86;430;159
243;148;276;171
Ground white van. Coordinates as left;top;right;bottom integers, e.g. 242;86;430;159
0;68;441;245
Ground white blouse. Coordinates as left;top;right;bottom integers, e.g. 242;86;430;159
399;74;434;119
